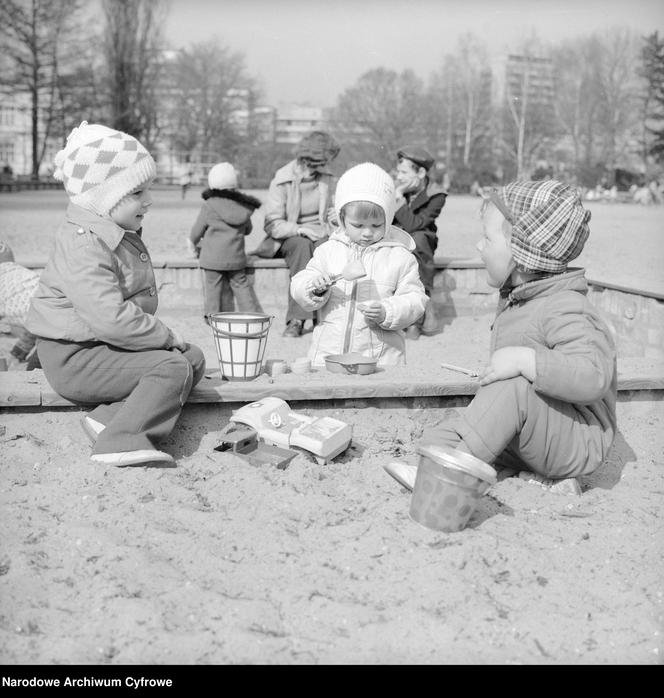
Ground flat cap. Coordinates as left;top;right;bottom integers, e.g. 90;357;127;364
397;145;435;171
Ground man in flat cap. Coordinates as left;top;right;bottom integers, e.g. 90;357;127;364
393;145;447;339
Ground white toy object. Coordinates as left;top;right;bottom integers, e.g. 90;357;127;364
229;397;352;464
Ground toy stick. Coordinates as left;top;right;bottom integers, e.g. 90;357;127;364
440;362;479;378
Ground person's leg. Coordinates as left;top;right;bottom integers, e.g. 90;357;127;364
202;268;224;319
420;376;611;479
409;230;438;335
279;236;321;330
37;338;205;455
228;269;264;313
220;275;235;312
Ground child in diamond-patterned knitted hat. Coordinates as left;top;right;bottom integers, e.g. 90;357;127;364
385;179;617;497
25;121;206;467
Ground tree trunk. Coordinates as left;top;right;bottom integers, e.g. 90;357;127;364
31;77;39;179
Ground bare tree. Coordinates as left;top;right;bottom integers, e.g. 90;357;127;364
500;36;557;179
553;28;644;184
454;34;492;169
330;68;426;170
425;34;494;188
0;0;83;177
164;39;256;164
101;0;167;145
594;28;642;173
640;31;664;164
552;36;603;176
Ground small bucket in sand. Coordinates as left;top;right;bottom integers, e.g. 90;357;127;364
208;312;272;381
409;445;497;532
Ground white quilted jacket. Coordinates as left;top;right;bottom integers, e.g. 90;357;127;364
290;226;427;366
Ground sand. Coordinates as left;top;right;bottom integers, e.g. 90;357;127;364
1;191;663;665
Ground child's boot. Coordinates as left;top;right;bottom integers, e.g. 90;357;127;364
384;461;418;491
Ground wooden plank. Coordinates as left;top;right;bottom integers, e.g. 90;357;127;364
1;361;662;410
0;372;42;406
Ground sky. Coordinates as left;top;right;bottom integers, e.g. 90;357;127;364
162;0;664;108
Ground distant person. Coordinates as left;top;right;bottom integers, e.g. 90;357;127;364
25;121;206;467
393;145;447;339
188;162;264;322
290;163;426;366
385;180;617;497
180;169;193;200
261;131;340;337
648;179;663;205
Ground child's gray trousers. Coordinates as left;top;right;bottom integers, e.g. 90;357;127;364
421;376;614;479
36;338;206;454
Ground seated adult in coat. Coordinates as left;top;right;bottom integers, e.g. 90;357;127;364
262;131;340;337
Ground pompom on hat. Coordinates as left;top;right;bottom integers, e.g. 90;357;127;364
334;163;397;227
52;121;156;216
207;162;238;190
492;180;591;273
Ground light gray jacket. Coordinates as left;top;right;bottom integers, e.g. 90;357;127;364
25;204;172;351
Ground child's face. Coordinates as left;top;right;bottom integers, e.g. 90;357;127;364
476;201;515;288
110;181;154;231
343;210;386;247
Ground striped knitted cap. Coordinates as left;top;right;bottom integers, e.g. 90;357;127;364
497;180;591;273
53;121;156;216
334;163;397;226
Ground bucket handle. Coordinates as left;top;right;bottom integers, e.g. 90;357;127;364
212;327;270;340
210;316;272;340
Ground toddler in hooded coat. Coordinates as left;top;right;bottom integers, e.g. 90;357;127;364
188;162;264;319
290;163;427;366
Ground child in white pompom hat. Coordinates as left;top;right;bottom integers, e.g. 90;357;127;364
290;162;427;366
25;121;206;467
188;162;264;320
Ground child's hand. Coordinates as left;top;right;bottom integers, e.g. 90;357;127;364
309;273;333;296
168;327;188;352
359;301;386;325
478;346;536;386
185;238;198;258
395;176;419;199
297;226;326;242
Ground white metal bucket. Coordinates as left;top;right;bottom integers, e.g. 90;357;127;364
208;312;272;381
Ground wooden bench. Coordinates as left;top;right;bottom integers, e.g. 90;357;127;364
1;358;662;409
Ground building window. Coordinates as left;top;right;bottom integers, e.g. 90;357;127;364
0;106;16;127
0;140;15;163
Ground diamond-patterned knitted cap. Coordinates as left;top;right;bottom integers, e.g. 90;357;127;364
53;121;157;216
334;163;397;226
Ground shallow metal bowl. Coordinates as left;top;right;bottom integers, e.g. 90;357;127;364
323;352;378;375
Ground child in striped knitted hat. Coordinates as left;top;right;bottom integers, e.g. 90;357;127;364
385;179;617;497
25;121;206;467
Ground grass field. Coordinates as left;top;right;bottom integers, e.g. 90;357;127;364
1;186;662;294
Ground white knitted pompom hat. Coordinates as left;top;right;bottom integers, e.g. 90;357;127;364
334;162;397;226
207;162;238;190
52;121;156;216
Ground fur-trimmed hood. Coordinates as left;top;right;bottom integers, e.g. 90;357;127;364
201;188;262;211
